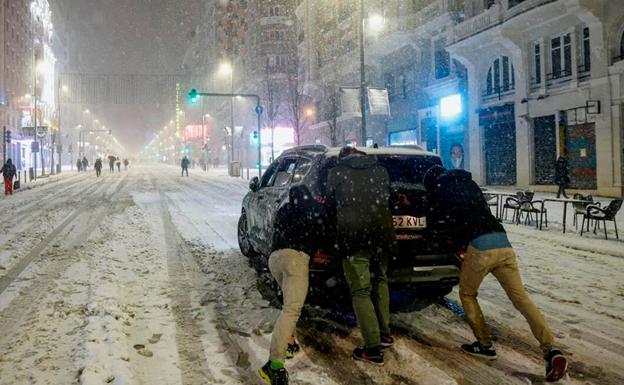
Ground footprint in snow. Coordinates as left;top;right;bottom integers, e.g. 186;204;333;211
133;344;154;357
148;333;162;344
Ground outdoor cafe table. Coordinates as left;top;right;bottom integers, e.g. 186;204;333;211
538;197;588;233
481;190;517;219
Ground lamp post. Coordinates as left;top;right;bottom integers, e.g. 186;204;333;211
219;62;234;169
202;113;210;171
56;84;68;173
358;3;384;146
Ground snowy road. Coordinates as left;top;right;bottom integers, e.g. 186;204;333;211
0;166;622;385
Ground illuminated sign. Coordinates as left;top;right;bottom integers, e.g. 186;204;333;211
440;94;462;119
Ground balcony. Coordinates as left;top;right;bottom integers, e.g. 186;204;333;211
382;0;462;37
449;4;502;45
505;0;555;20
481;86;515;102
449;0;555;45
545;69;572;87
260;16;290;26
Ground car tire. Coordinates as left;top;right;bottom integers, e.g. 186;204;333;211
237;211;257;258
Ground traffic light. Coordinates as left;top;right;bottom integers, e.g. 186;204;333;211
252;131;259;139
188;89;198;104
5;130;10;143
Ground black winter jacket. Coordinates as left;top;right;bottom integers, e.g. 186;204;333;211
272;186;328;257
428;169;505;251
1;162;16;179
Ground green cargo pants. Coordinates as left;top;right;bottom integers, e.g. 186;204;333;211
342;249;390;349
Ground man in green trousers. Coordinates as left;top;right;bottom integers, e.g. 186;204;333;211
327;146;395;365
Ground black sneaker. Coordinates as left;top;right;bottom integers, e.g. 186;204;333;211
285;342;300;359
258;361;289;385
353;347;384;366
461;341;497;360
380;334;394;349
545;349;568;382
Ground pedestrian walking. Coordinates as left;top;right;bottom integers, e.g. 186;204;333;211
82;157;89;172
1;159;17;196
94;158;103;177
424;166;568;382
555;156;570;199
123;159;129;170
116;159;121;172
181;156;190;177
108;156;115;173
326;146;395;365
258;185;323;385
76;159;83;172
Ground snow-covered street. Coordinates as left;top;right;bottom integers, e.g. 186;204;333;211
0;166;622;385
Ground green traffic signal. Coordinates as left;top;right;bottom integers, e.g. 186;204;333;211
188;89;198;104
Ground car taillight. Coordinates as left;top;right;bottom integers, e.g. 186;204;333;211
312;251;335;268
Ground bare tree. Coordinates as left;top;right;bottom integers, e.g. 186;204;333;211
325;84;341;147
285;74;306;146
263;59;282;160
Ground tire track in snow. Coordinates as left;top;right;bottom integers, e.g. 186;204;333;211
150;173;218;384
0;174;129;353
0;175;124;296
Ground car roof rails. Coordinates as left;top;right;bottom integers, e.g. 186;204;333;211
283;145;328;154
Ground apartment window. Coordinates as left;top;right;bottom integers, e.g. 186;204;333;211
551;33;571;78
533;42;541;84
269;6;281;17
581;27;591;73
434;39;450;79
620;30;624;61
485;56;515;96
399;74;408;99
384;73;396;102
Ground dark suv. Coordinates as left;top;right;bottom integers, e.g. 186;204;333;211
238;145;460;307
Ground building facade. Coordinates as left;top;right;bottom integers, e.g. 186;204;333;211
1;0;67;175
196;0;300;168
296;0;624;197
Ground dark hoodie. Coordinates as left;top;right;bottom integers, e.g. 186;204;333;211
326;154;394;253
426;168;505;251
1;159;16;179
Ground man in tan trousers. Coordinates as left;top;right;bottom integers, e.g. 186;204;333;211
259;185;322;385
425;166;568;382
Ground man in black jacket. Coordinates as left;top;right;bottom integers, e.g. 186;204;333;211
258;185;322;385
424;166;567;382
1;159;17;196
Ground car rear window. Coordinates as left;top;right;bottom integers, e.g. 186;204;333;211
377;155;442;185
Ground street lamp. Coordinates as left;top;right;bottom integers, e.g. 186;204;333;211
359;3;385;146
219;61;235;169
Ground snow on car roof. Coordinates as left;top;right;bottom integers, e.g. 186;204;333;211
283;145;438;158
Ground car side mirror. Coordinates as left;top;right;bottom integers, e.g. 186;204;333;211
249;176;260;192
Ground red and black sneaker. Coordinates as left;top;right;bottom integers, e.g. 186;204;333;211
545;349;568;382
353;347;384;366
380;334;394;349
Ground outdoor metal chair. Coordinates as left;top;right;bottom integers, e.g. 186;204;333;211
519;199;547;228
581;199;622;240
484;193;499;217
502;191;524;222
572;194;599;230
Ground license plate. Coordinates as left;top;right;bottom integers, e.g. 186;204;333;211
393;215;426;229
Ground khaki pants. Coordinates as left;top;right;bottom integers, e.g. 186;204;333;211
268;249;310;362
459;246;554;353
342;250;390;349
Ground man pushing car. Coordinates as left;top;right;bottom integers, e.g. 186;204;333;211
424;165;568;382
